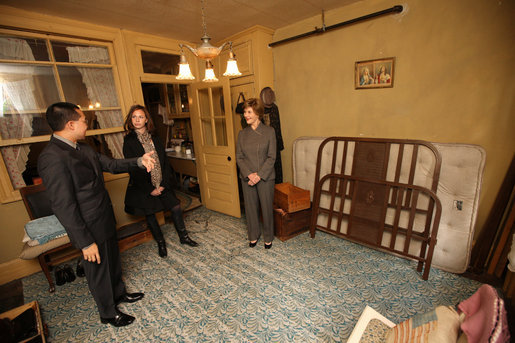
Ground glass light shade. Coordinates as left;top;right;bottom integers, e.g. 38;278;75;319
203;68;218;82
223;59;241;77
176;62;195;80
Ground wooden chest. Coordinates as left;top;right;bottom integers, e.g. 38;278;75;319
274;183;310;213
274;206;312;241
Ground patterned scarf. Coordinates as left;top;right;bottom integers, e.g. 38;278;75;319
136;130;162;189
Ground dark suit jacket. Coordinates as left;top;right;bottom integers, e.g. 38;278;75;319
37;136;140;249
123;131;179;214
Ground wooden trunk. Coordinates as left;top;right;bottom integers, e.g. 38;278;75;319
274;183;310;213
274;206;312;241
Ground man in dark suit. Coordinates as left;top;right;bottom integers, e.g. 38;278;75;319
38;102;156;327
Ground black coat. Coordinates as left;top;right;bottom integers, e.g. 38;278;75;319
123;131;179;215
37;136;140;249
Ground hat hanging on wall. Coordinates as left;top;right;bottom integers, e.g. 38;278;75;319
260;87;276;107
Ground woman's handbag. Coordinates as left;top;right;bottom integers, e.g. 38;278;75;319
235;92;245;114
235;92;248;128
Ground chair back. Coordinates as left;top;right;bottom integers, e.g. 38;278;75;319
19;183;53;220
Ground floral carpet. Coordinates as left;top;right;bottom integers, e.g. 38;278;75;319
22;206;481;342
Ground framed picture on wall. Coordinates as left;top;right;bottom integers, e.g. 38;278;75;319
355;57;395;89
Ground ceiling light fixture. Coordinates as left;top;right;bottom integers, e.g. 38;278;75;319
176;0;241;82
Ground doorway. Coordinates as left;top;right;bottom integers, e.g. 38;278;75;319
141;82;200;197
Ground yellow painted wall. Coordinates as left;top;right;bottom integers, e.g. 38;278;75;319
272;0;515;239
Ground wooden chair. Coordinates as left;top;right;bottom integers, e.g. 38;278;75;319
19;183;153;293
19;183;77;293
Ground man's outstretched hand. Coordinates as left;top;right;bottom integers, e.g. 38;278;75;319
141;151;156;172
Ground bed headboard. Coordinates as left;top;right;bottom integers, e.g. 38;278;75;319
293;136;486;274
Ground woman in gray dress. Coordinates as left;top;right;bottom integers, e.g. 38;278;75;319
236;98;276;249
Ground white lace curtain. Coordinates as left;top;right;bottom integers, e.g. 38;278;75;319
0;37;35;189
66;46;124;158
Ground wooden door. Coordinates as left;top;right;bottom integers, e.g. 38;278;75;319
189;78;241;217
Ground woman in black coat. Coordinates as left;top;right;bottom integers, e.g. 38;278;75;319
123;105;198;257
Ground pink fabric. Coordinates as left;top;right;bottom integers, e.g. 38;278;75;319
458;284;510;343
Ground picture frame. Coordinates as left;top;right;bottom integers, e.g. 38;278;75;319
355;57;395;89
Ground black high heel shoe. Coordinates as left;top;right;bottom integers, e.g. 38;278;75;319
249;241;257;248
157;241;167;257
179;235;199;247
264;242;272;249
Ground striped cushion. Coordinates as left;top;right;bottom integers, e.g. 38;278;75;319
385;306;460;343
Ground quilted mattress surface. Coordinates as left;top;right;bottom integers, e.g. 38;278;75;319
292;137;486;273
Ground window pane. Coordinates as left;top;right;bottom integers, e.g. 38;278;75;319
197;88;210;116
0;35;49;61
1;141;46;189
166;84;178;115
51;41;110;64
201;117;213;146
86;132;120;158
0;63;60;114
214;117;227;146
141;50;180;75
179;84;189;112
84;109;124;130
211;87;227;146
58;66;120;108
212;87;223;116
0;131;122;189
0;113;50;143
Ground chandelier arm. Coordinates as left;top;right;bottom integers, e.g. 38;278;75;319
180;43;199;57
216;41;230;52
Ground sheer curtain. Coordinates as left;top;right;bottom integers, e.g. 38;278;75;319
66;46;124;158
0;37;35;189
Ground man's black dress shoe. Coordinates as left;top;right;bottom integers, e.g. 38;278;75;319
54;266;66;286
76;259;85;277
180;235;199;247
116;292;144;305
100;309;135;327
63;264;76;283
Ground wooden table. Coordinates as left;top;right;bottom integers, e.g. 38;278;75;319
167;150;197;183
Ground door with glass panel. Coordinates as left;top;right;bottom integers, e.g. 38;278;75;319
189;78;240;217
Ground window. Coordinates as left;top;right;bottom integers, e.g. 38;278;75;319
0;31;126;201
141;50;180;75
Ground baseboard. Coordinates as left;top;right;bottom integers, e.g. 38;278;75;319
0;258;41;285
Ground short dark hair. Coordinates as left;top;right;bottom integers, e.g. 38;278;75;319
243;98;264;121
46;102;81;131
124;104;155;133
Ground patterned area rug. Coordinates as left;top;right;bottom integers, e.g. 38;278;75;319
175;190;201;213
22;206;481;342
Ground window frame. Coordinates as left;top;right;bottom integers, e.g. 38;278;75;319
0;28;128;203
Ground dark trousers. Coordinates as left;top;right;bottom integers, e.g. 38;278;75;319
240;178;275;243
83;237;126;318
